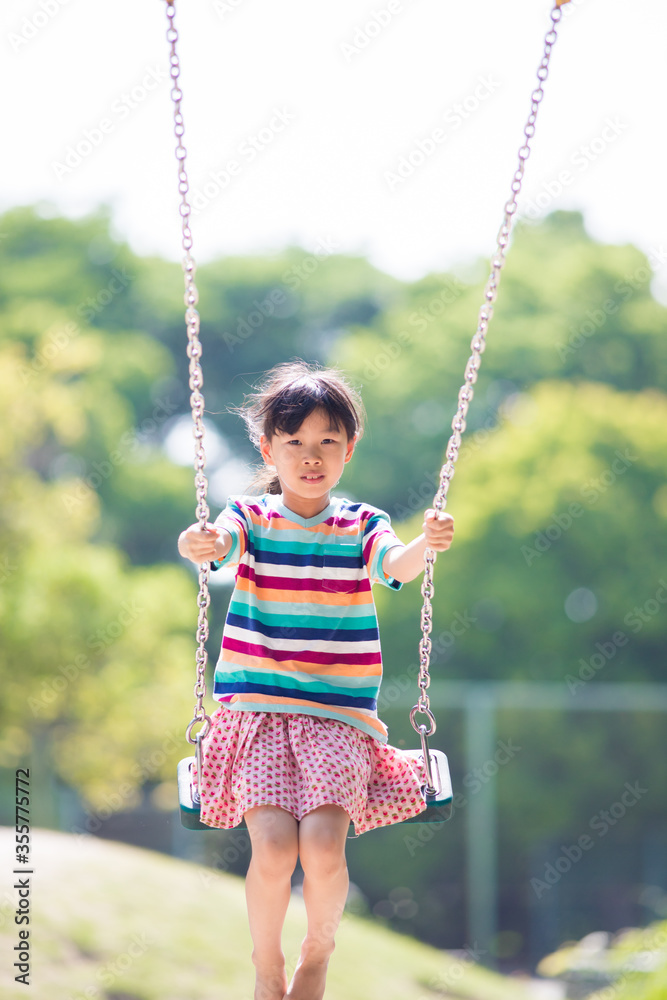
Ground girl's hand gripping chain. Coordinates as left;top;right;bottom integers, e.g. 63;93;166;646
422;509;455;552
178;522;229;563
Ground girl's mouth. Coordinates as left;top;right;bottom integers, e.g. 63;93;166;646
301;474;325;483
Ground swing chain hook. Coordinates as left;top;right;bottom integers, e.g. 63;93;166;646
165;1;212;747
412;2;565;734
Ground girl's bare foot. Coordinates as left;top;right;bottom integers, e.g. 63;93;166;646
285;945;333;1000
253;957;288;1000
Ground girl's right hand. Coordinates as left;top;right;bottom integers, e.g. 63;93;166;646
178;522;226;563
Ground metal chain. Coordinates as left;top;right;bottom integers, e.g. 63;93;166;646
164;1;212;746
411;1;567;738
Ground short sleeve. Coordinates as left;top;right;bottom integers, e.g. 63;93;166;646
362;507;404;591
210;497;249;571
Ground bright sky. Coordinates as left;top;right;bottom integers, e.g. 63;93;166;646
3;0;667;299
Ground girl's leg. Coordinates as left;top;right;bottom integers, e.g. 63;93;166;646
244;805;299;1000
286;804;350;1000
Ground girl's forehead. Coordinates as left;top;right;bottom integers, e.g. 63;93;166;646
278;407;340;435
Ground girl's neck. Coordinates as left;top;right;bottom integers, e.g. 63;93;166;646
278;485;333;520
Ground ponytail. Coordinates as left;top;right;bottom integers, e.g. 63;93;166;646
244;464;281;495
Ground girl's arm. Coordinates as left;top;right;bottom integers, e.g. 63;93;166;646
382;510;454;584
178;522;232;564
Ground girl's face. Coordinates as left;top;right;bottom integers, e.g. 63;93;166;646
260;407;356;514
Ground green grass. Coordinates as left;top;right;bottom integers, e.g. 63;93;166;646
0;826;535;1000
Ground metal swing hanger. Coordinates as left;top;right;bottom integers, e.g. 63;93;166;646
164;2;212;755
163;2;570;788
409;1;569;793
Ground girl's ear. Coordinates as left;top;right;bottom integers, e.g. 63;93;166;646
259;434;273;465
344;434;357;463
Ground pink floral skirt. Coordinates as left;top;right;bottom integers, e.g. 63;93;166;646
193;706;428;836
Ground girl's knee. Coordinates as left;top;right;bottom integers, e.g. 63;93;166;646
299;808;349;878
245;806;299;875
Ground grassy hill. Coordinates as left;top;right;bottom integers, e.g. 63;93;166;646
0;827;538;1000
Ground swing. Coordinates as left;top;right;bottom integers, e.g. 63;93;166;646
169;1;570;833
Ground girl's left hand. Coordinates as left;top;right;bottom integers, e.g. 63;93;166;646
423;509;455;551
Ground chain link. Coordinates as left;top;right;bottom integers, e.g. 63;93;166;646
412;2;566;736
164;2;212;746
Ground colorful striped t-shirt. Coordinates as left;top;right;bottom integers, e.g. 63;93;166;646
210;493;405;742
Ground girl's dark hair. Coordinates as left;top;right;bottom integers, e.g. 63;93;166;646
231;360;365;495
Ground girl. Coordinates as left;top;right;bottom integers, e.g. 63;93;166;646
178;360;454;1000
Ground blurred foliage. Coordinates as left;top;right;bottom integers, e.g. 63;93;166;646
1;203;666;963
537;922;667;1000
